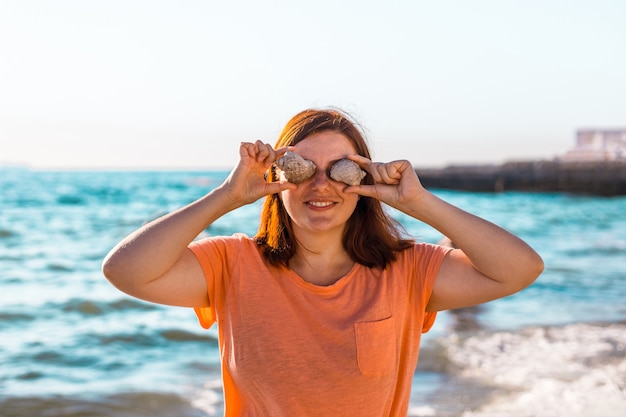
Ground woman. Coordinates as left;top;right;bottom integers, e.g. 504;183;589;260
102;108;544;416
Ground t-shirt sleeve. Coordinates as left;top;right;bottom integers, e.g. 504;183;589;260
188;234;243;329
411;243;452;333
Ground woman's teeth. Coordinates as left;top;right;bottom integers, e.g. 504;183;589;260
308;201;334;208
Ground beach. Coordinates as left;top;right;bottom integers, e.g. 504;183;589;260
1;168;625;416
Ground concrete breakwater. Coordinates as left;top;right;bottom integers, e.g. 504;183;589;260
416;160;626;196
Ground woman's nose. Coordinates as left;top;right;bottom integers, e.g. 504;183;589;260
310;168;331;188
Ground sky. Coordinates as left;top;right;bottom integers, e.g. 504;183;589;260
1;0;625;170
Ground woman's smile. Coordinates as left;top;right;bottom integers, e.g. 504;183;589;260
306;199;337;209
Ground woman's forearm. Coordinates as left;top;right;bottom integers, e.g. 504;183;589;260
406;191;544;288
102;185;241;287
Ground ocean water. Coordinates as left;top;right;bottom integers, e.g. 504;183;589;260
1;168;625;417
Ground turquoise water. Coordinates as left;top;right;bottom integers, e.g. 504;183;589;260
1;169;625;416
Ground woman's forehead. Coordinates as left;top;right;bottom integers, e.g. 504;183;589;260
294;131;357;160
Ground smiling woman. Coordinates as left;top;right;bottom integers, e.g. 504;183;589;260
273;131;364;261
255;110;413;272
102;107;543;416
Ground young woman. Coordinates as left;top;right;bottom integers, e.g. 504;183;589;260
102;108;544;416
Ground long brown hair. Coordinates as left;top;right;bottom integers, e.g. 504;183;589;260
254;108;414;269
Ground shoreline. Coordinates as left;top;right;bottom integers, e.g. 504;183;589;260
416;160;626;196
4;319;624;417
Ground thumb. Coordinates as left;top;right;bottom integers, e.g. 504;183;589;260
264;181;297;195
344;183;381;200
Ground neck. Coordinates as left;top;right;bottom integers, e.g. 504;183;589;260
289;237;354;286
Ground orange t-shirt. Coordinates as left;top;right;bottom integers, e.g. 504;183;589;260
189;234;450;417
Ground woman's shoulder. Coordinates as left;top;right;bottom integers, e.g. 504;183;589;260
395;241;450;261
388;242;452;278
189;233;260;255
187;233;271;280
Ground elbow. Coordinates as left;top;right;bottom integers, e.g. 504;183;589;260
101;253;130;292
102;257;119;286
101;250;158;298
517;252;545;291
499;250;545;297
530;251;545;281
101;256;116;282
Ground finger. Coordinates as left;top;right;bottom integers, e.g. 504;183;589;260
264;180;297;195
264;145;277;167
365;160;402;185
346;154;372;169
347;157;392;184
345;183;381;200
254;140;273;164
368;162;386;184
378;163;401;185
240;142;257;159
274;145;296;159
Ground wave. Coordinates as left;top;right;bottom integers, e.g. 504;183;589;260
47;262;74;272
0;228;17;238
565;243;626;257
0;312;34;322
425;321;626;416
80;327;218;348
58;298;160;316
0;391;210;417
159;329;218;343
56;194;86;205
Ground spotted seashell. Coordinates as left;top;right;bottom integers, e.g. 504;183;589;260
329;159;366;186
274;151;316;184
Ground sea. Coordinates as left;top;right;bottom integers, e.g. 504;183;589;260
1;168;625;417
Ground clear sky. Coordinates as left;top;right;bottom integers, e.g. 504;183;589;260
1;0;625;170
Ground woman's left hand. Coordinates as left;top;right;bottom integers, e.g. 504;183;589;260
345;155;426;213
347;156;543;313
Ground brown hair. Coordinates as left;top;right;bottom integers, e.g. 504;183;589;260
254;108;414;269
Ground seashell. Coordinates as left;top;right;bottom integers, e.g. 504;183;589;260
274;151;316;184
329;159;366;186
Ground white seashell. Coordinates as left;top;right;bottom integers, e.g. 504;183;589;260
274;151;316;184
329;159;366;186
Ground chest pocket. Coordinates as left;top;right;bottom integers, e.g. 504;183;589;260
354;317;397;377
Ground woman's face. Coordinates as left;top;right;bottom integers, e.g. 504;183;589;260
280;131;360;238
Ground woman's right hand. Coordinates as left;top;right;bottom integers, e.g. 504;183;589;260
102;140;295;308
220;140;297;207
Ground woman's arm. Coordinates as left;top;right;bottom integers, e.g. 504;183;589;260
348;156;544;312
102;141;295;307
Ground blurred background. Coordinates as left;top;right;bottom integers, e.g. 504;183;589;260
1;0;625;169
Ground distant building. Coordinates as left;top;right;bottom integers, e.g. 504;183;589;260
561;129;626;161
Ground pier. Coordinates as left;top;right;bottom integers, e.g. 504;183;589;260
416;160;626;196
